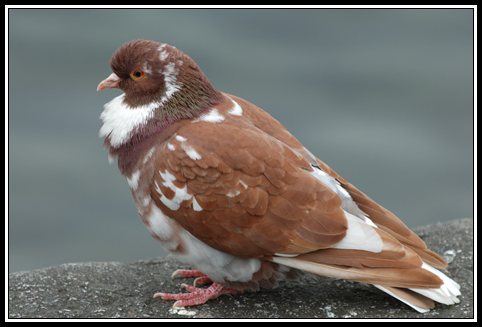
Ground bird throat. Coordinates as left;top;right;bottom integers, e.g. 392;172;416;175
107;83;223;177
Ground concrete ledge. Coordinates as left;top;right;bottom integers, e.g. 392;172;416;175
9;218;473;319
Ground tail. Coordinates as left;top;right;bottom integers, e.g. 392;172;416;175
281;165;462;313
268;209;461;313
271;255;460;313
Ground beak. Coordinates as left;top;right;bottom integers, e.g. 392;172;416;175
97;72;121;91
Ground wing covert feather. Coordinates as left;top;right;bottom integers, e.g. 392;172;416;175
150;121;348;258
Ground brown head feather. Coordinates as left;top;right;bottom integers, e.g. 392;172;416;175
109;39;223;116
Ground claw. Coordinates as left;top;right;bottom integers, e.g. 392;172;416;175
193;276;213;286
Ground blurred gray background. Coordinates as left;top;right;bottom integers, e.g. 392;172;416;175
8;8;473;273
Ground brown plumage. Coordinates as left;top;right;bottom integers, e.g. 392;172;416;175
97;39;460;312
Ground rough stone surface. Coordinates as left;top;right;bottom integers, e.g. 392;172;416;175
9;218;473;319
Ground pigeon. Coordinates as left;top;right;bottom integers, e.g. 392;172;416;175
97;39;461;312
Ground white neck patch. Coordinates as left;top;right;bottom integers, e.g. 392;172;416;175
99;94;156;147
99;58;184;148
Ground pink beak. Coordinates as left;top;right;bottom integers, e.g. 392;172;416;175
97;72;121;91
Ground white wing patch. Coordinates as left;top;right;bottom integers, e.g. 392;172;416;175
173;134;202;160
332;211;383;253
227;98;243;116
155;169;203;212
192;197;203;212
310;166;350;199
226;189;241;198
310;165;369;222
193;108;225;123
184;147;202;160
167;143;176;151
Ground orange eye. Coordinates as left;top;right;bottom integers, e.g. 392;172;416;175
130;70;145;80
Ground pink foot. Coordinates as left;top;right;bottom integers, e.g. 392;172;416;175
154;269;238;307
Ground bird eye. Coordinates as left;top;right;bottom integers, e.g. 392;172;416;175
130;70;145;80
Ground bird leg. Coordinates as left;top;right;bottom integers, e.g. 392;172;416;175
171;269;212;286
154;269;238;307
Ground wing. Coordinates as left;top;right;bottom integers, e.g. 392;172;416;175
150;119;349;258
226;93;447;269
146;95;455;312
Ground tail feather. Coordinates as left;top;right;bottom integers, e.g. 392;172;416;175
374;263;461;313
407;246;448;269
411;263;461;304
271;256;443;288
270;256;460;312
373;285;434;313
304;161;461;312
